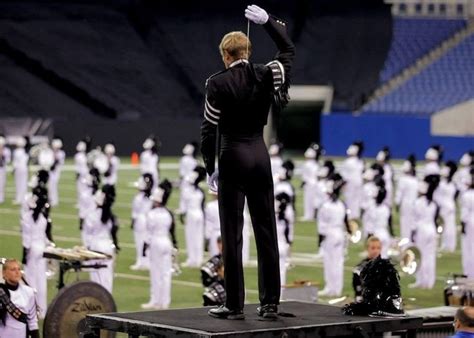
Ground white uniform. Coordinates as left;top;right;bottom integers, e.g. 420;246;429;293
145;206;174;309
340;156;364;219
183;186;205;267
434;179;457;252
274;180;295;243
74;151;88;201
270;156;283;181
276;213;290;288
413;196;438;289
178;155;197;213
48;149;65;206
454;166;470;194
83;207;115;293
13;148;28;204
103;156;120;186
383;163;394;206
318;199;346;296
0;283;38;337
131;192;153;268
365;203;391;258
205;199;221;257
242;200;251;265
423;161;440;176
361;181;378;238
395;174;418;240
301;160;319;220
460;189;474;278
21;211;48;318
140;150;159;186
78;187;96;245
0;146;11;203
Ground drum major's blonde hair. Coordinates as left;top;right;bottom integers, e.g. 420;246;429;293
219;31;251;59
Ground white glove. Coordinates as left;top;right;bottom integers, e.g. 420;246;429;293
207;170;219;194
245;4;269;25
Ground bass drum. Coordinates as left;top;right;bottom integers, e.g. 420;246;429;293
43;281;117;338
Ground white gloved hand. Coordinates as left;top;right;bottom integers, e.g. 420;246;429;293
245;4;269;25
207;170;219;194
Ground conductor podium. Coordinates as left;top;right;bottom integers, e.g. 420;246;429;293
82;301;422;338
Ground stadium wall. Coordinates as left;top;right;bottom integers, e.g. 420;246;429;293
321;113;473;160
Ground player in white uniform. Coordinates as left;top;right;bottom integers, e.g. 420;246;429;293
182;166;206;267
21;185;53;318
268;142;283;182
78;168;101;244
314;160;335;257
301;143;322;221
74;139;89;203
103;143;120;186
360;164;385;239
178;142;198;214
140;136;159;187
318;174;351;297
274;160;296;244
83;185;119;293
410;176;440;289
0;135;11;204
275;191;292;288
13;137;29;205
48;137;65;206
453;151;472;194
205;187;221;258
375;147;394;207
130;173;154;270
460;170;474;278
0;259;39;338
340;141;364;220
395;155;418;240
364;187;393;258
423;146;442;176
434;161;458;252
142;180;177;310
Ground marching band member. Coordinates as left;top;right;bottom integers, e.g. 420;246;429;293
0;135;11;204
274;160;296;244
434;161;458;252
13;137;29;205
205;185;221;258
141;180;177;310
314;160;335;257
275;191;292;288
360;164;385;239
140;136;159;187
130;173;154;270
423;145;442;176
48;137;65;206
340;141;364;220
21;185;53;318
460;169;474;278
375;146;394;206
410;175;440;289
178;142;198;215
318;174;351;297
83;184;119;293
74;139;89;203
79;168;101;244
269;142;283;182
103;143;120;187
395;155;418;240
454;151;473;194
0;259;39;338
301;143;322;221
182;166;206;267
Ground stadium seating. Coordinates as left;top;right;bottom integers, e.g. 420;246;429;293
380;18;466;83
363;33;474;115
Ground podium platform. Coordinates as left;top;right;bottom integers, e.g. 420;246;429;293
83;301;423;338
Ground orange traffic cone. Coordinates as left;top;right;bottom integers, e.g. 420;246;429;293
131;152;139;166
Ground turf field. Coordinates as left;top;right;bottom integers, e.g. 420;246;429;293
0;157;463;321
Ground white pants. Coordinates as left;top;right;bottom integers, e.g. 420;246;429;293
303;183;317;220
400;203;415;240
48;169;61;206
344;183;362;219
278;240;289;288
242;212;251;264
462;225;474;278
415;231;437;289
374;228;391;259
76;177;87;203
14;168;28;203
149;238;172;308
133;216;149;268
24;248;47;319
322;231;345;296
0;167;6;203
440;208;456;252
89;239;115;293
178;182;192;213
185;211;204;267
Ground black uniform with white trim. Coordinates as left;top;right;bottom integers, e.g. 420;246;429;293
201;16;295;311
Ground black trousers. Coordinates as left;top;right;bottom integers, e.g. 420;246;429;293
218;132;280;310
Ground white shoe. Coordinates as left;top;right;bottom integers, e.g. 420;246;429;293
129;264;140;271
141;302;161;310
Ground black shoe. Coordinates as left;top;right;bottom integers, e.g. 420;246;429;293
257;304;278;320
208;305;245;320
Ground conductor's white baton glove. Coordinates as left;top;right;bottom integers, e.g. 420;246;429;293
245;5;269;25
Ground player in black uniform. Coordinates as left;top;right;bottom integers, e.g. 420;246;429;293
201;4;295;320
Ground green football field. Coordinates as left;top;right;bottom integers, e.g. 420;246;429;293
0;157;463;322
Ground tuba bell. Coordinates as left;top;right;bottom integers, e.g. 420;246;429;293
387;238;421;275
